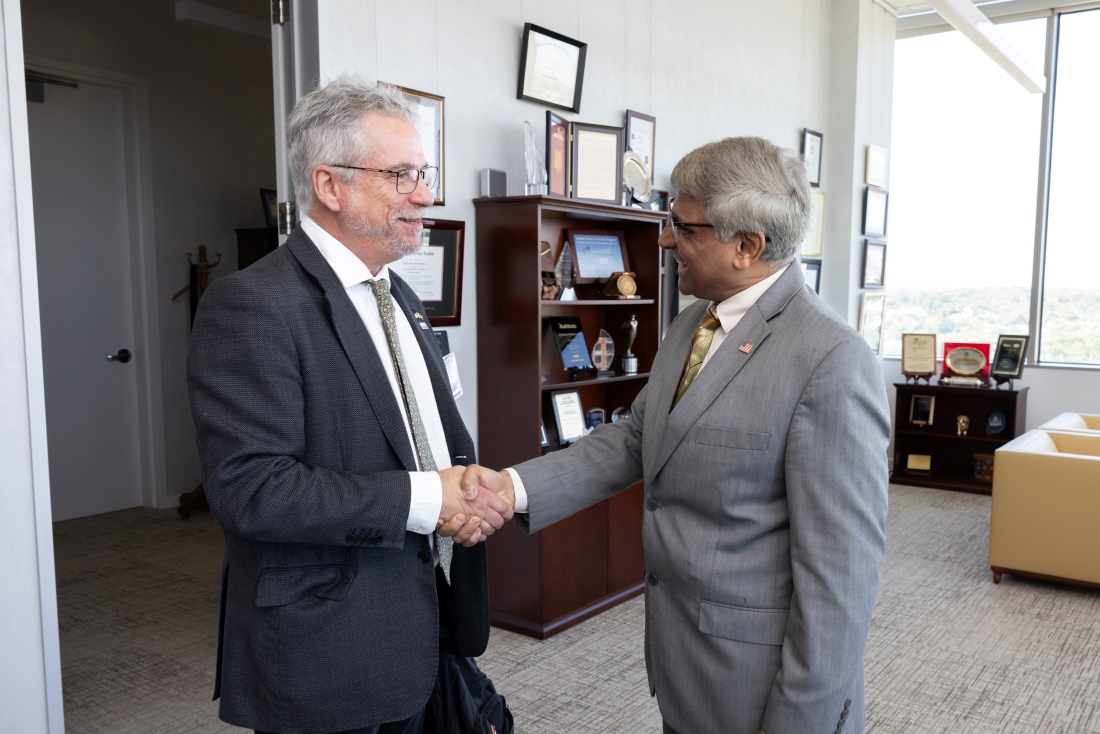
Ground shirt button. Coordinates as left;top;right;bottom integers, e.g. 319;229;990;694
648;573;659;585
646;498;658;511
411;526;421;532
417;550;433;564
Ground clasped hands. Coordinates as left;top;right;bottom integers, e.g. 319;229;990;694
435;465;515;546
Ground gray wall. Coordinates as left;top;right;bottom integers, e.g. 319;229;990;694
317;0;840;447
21;0;275;504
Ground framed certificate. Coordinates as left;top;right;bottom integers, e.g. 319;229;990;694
551;390;587;444
387;218;464;326
859;292;886;355
518;23;586;113
565;229;629;283
570;122;623;204
801;128;823;187
801;189;825;257
901;333;937;380
991;335;1029;379
863;187;888;238
862;239;886;288
625;110;656;184
390;85;444;205
546;110;570;197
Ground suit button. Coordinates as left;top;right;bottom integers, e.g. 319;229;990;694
844;699;851;710
418;550;433;564
646;498;658;511
368;535;383;545
841;710;848;720
345;535;357;544
648;573;659;585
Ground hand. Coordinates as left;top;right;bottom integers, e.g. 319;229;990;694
461;464;516;511
436;467;513;546
436;512;484;546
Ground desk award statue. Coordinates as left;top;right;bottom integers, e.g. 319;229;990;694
621;314;639;374
524;121;547;195
591;329;615;377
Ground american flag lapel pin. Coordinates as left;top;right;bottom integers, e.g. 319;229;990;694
738;342;753;354
414;312;424;319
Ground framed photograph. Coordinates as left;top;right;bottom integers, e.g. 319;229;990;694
862;239;886;288
518;23;586;113
991;334;1029;379
260;188;277;228
390;85;445;205
859;292;886;355
546;110;570;197
625;110;656;183
801;258;821;293
565;229;629;283
909;395;935;427
550;389;587;444
570;122;623;205
866;144;889;188
801;128;823;187
387;218;464;326
801;189;825;257
901;333;937;379
863;187;888;238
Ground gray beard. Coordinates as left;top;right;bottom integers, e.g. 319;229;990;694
345;196;423;260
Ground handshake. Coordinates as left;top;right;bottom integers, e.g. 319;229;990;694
435;465;516;547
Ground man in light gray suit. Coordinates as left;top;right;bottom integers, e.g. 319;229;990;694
465;137;890;733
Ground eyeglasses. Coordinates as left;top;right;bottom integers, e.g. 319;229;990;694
667;196;715;244
331;164;438;194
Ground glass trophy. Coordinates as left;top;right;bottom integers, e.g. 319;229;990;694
591;329;616;377
555;242;577;301
524;121;547;195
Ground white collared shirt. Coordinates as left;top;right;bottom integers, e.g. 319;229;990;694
300;215;446;539
506;264;790;513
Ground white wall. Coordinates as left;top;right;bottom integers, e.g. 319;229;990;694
21;0;275;504
318;0;838;447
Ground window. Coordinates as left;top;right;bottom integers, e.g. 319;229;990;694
882;19;1047;357
1040;8;1100;365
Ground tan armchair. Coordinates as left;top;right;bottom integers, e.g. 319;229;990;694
1038;412;1100;434
989;430;1100;589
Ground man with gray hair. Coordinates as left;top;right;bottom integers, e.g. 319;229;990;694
464;136;890;733
188;76;512;734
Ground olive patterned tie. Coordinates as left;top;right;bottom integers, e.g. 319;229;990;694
367;278;453;584
671;304;722;410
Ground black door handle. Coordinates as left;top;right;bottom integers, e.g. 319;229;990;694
106;349;132;363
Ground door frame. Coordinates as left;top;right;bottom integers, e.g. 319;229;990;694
25;55;169;513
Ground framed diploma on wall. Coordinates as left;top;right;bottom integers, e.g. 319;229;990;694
863;187;888;238
389;85;445;205
546;110;570;197
387;218;465;326
517;23;587;113
801;128;823;187
570;122;623;205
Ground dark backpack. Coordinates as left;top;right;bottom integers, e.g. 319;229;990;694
423;653;514;734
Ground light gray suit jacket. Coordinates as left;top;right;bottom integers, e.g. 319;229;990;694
514;264;889;734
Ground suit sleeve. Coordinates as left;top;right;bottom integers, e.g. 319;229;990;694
761;336;890;734
513;382;648;534
187;276;412;548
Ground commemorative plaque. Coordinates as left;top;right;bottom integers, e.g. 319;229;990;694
901;333;936;382
990;334;1029;388
548;317;593;372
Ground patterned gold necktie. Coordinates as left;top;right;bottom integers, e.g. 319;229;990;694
671;304;721;410
367;278;453;584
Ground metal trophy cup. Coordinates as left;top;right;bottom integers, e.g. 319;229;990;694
591;329;616;377
621;314;639;374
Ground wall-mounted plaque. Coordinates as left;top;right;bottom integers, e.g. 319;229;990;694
801;259;821;294
909;395;935;427
801;189;825;257
866;144;889;188
551;389;587;444
862;239;886;289
859;292;886;355
518;24;587;113
901;333;937;381
388;218;464;326
548;316;593;371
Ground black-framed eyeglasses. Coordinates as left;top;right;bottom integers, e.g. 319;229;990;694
331;164;438;194
667;196;715;244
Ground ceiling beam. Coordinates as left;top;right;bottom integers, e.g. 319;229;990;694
923;0;1047;92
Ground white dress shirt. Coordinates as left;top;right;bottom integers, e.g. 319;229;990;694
506;265;790;512
301;216;446;539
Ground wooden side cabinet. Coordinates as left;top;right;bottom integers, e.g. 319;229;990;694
891;382;1028;495
474;195;666;638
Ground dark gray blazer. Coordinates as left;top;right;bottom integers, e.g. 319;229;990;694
515;264;890;734
187;228;488;734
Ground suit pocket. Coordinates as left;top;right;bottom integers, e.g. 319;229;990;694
694;425;770;451
255;564;357;608
698;600;788;646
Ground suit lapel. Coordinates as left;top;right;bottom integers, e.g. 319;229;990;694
648;264;806;481
286;231;419;471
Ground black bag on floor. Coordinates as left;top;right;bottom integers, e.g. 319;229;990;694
423;653;514;734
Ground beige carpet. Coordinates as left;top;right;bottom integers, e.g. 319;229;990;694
53;485;1100;733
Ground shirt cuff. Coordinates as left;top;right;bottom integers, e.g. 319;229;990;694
407;471;442;534
503;468;529;514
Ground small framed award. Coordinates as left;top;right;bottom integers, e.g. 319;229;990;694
801;189;825;257
551;389;587;445
990;334;1029;383
390;85;445;205
909;395;935;427
862;239;886;289
863;187;888;238
859;292;886;355
570;122;624;205
901;333;937;382
801;128;823;187
625;110;656;184
906;453;932;474
565;229;629;283
546;110;570;197
801;259;821;294
387;218;464;326
518;23;586;113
